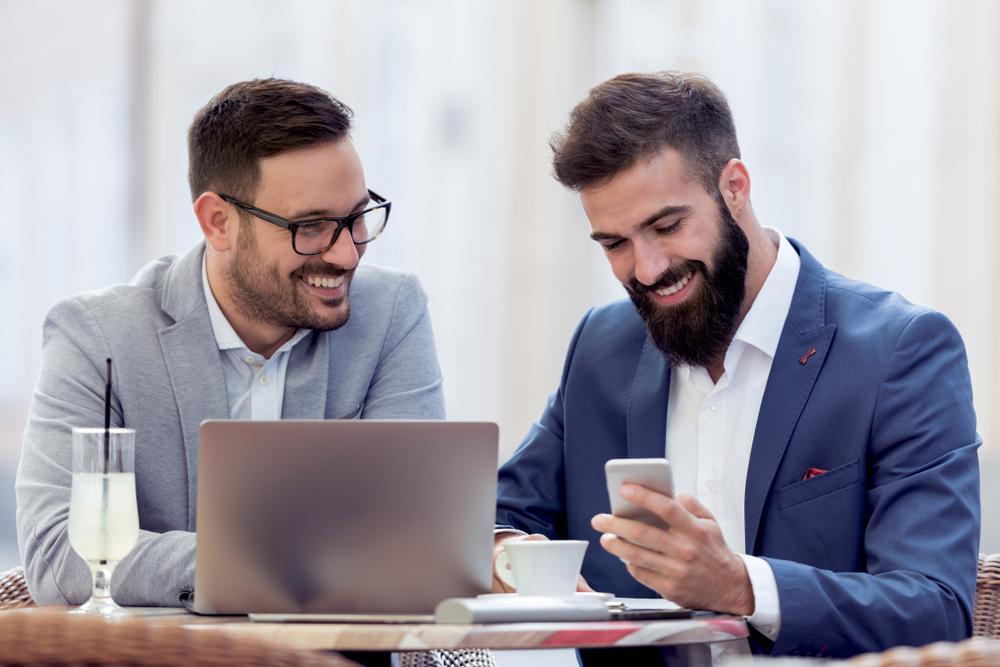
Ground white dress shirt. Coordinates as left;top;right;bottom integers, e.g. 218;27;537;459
202;257;312;419
666;227;799;648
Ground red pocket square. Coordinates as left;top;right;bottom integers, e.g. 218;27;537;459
800;467;827;481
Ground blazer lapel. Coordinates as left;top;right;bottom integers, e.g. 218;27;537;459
744;240;836;554
627;338;672;459
157;243;231;526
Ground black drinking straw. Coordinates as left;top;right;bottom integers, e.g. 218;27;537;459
103;358;112;475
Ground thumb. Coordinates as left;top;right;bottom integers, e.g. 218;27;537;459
676;490;715;520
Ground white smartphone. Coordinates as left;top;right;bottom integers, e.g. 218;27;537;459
604;458;674;533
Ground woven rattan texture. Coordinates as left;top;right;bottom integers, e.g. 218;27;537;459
975;554;1000;639
0;612;360;667
397;649;497;667
849;638;1000;667
0;566;36;612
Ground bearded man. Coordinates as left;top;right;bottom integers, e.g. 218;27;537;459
16;79;445;610
494;72;981;662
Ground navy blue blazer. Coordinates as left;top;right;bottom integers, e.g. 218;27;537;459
496;239;981;657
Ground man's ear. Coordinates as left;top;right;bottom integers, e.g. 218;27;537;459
718;159;751;216
194;192;236;252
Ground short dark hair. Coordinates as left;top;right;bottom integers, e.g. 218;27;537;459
551;72;740;195
187;78;354;203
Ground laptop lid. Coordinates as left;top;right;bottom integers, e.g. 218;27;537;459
192;420;498;615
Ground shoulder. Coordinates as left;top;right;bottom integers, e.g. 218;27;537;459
46;253;181;327
788;239;959;347
327;264;431;345
576;298;648;347
351;262;423;291
46;243;211;331
558;298;651;377
822;268;959;345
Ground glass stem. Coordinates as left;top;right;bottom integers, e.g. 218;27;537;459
90;565;114;601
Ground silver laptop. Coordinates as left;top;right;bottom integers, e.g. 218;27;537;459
192;420;498;617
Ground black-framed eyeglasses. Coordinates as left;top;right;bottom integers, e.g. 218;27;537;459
220;190;391;256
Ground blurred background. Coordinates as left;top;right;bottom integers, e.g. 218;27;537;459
1;0;998;600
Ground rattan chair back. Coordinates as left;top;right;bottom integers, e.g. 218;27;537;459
849;638;1000;667
975;553;1000;639
0;610;360;666
0;566;36;611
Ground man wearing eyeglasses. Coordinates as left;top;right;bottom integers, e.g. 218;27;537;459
16;79;444;610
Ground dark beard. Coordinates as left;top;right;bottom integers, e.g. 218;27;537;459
626;205;749;368
225;219;353;332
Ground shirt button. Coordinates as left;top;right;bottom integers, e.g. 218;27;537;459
244;356;255;363
707;406;717;416
260;375;270;386
707;480;717;491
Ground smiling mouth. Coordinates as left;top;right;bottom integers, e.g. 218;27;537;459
653;271;693;297
303;275;345;289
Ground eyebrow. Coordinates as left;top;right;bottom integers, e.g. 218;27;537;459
589;204;693;242
288;194;372;221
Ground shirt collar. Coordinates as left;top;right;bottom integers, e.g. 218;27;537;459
201;253;310;355
730;227;801;359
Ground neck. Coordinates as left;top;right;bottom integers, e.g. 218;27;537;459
205;253;296;359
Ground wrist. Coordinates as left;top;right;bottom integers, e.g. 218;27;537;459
728;554;756;616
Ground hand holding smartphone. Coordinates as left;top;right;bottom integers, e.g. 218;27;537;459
604;458;674;534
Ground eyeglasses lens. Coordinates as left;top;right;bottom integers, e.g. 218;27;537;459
293;205;388;254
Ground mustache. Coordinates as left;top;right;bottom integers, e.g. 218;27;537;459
626;260;703;296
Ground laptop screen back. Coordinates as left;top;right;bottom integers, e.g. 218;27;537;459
193;420;498;615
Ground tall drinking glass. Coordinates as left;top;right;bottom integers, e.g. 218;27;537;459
68;427;139;615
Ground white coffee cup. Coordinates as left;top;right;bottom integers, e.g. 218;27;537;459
495;539;588;596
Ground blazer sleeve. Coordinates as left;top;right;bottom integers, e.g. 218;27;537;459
16;297;196;608
764;309;981;657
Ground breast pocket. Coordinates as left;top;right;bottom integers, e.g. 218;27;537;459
775;458;865;572
777;458;862;510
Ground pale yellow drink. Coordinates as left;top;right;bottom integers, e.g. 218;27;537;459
68;472;139;566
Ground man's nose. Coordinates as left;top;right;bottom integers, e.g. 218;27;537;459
319;227;360;270
633;240;669;286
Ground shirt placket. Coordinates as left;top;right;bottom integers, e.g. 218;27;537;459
250;355;280;421
697;382;728;521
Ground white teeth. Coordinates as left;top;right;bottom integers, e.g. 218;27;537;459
305;276;344;289
654;271;692;297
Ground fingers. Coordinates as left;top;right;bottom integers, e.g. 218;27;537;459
492;571;516;593
591;495;755;614
597;530;683;574
491;544;517;593
522;533;550;543
618;484;695;532
592;515;674;555
576;574;596;593
675;490;715;521
622;560;673;595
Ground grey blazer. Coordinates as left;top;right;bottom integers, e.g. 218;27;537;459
16;242;445;607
